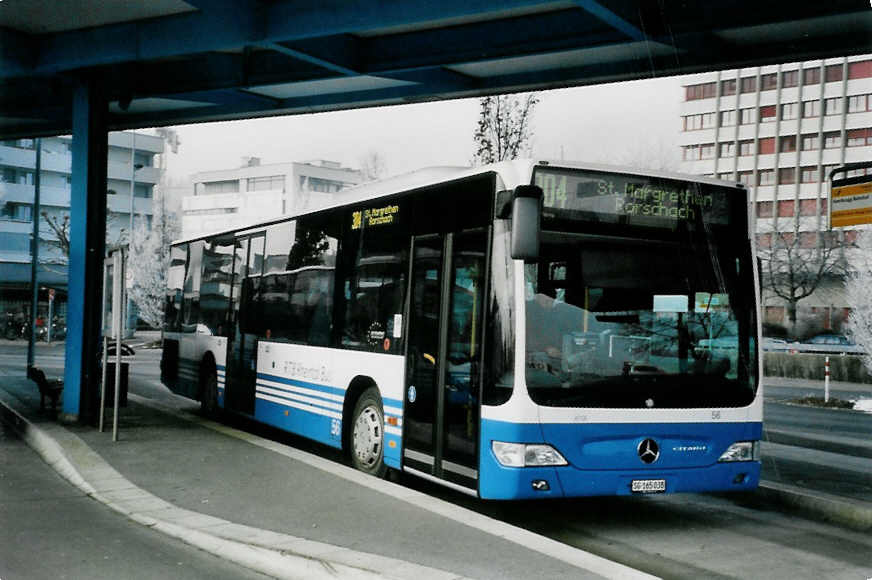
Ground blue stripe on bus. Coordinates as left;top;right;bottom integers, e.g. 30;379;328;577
478;419;762;500
256;372;347;398
255;396;342;450
255;383;341;414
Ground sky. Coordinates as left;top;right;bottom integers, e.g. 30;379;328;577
165;74;683;183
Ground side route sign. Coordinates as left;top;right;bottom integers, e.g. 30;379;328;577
830;163;872;228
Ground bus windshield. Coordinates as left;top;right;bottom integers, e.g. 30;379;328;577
524;228;757;409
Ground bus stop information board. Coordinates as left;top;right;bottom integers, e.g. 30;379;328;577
830;164;872;228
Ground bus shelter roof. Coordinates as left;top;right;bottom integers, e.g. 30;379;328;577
1;1;871;138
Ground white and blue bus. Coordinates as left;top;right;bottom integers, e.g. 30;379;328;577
160;160;761;499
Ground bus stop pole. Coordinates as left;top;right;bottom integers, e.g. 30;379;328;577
112;250;124;442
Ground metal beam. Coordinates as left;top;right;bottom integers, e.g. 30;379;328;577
574;1;645;41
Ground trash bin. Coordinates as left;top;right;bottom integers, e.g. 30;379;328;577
103;343;135;407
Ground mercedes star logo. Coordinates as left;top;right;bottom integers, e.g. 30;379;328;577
637;438;660;464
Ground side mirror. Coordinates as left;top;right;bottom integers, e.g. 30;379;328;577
510;185;543;261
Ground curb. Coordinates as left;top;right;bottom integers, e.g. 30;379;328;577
758;480;872;532
0;393;467;580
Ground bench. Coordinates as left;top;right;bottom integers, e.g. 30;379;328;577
27;365;63;416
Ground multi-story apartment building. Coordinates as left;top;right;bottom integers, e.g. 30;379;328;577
0;131;163;321
679;55;872;334
183;158;362;238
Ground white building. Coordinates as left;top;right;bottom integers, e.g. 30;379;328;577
679;55;872;334
0;131;163;318
183;159;362;238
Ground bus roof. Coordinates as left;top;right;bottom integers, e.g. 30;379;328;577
171;159;743;245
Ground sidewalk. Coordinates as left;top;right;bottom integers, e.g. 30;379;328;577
0;376;651;580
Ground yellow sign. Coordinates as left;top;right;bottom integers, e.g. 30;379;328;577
351;204;399;230
831;181;872;227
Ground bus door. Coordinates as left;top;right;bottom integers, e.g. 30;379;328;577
404;229;487;492
225;233;264;415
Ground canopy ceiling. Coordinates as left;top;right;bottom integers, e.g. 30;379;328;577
1;0;870;137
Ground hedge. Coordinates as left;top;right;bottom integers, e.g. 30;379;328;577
763;352;872;383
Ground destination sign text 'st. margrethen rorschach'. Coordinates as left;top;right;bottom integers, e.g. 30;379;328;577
534;168;731;226
351;204;400;230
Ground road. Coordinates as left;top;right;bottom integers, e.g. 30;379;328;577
2;342;871;579
0;420;271;580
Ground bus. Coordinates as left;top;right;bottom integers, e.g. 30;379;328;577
160;160;761;499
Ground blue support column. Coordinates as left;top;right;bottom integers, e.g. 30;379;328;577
62;80;107;423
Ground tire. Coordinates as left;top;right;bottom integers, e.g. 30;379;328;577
201;366;220;418
349;387;387;477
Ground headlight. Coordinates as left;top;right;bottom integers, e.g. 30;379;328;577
491;441;568;467
718;441;760;462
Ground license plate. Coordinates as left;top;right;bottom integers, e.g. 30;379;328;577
631;479;666;493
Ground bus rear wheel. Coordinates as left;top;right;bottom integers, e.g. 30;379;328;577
201;367;219;418
350;387;386;478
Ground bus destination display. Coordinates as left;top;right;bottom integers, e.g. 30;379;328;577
534;167;733;227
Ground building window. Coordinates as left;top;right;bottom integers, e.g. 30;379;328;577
800;166;819;183
848;94;870;113
682;145;698;161
738;140;754;156
846;128;871;147
720;79;736;96
781;102;798;120
802;100;820;118
777;200;795;217
719;142;736;157
759;105;777;122
720;109;736;127
699;143;715;159
778;167;796;185
780;135;797;152
246;175;285;192
717;172;733;181
800;199;820;216
740;76;757;93
203;180;239;194
823;131;841;149
825;97;842;116
847;60;872;80
686;82;716;101
682;112;716;131
757;201;774;218
801;133;820;151
738;171;753;185
760;73;778;91
825;64;843;83
803;67;821;85
0;202;32;222
758;137;775;155
739;108;756;125
758;169;775;186
781;70;799;88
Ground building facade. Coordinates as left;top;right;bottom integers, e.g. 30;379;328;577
183;159;362;238
0;131;163;323
679;55;872;335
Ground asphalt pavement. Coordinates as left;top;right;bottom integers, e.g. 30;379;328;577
0;347;870;579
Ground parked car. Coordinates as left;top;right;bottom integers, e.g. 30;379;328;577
761;337;791;352
796;334;865;355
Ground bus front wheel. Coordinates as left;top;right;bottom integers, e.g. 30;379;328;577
350;387;386;478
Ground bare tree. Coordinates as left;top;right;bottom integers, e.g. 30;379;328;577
758;218;852;337
844;229;872;372
40;211;70;259
473;93;539;166
359;150;387;182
